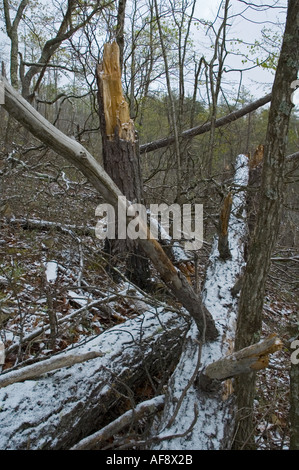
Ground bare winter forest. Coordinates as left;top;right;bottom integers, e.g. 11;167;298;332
0;0;298;453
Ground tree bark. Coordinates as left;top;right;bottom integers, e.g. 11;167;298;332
218;192;232;260
0;310;188;450
290;359;299;450
2;0;29;88
233;1;299;449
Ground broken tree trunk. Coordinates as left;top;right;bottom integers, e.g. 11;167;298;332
150;154;250;450
200;335;282;384
96;42;150;288
0;308;188;450
218;191;233;260
1;78;218;341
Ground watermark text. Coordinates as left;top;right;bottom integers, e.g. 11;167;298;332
95;196;203;251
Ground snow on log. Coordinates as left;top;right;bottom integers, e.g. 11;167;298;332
1;80;217;341
0;308;188;450
151;154;250;450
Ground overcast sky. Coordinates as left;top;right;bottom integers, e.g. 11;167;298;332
194;0;299;107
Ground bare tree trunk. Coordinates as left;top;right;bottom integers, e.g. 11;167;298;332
115;0;127;73
2;0;29;88
290;359;299;449
218;192;232;260
154;0;182;202
233;0;299;449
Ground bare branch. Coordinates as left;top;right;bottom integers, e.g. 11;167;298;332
139;93;272;154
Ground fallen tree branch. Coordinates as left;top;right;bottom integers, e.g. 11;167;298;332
200;335;283;386
0;309;188;450
0;351;103;389
70;395;165;450
139;94;272;154
9;217;95;237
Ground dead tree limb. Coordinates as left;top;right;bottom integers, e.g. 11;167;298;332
1;79;218;341
71;395;165;450
139;94;272;154
0;351;103;389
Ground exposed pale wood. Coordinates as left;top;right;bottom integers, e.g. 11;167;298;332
249;144;264;169
202;335;283;382
0;351;103;389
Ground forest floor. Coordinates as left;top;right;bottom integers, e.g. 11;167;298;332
0;216;298;450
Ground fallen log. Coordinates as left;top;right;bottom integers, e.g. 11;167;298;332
150;154;250;450
0;308;188;450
